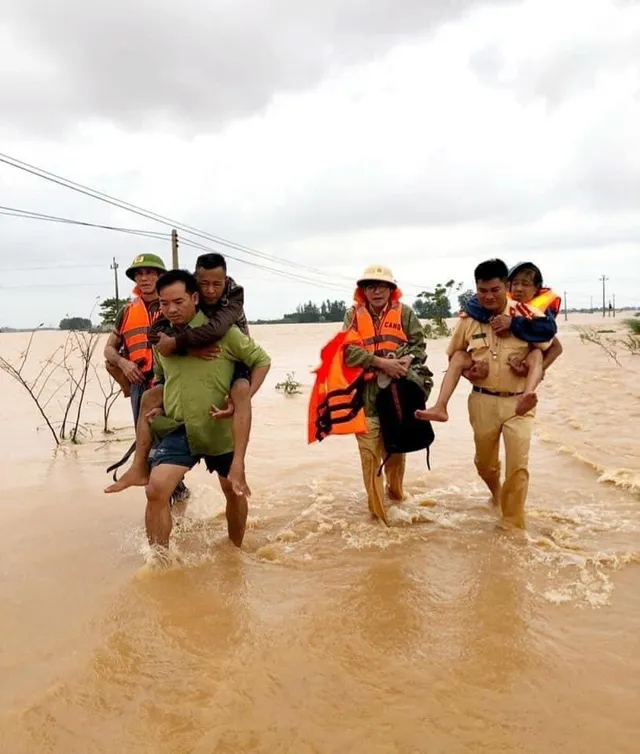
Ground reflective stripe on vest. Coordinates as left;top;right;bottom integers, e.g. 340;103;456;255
121;298;161;374
352;303;408;380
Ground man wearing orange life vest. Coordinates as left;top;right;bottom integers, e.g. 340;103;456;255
104;253;167;425
342;265;431;524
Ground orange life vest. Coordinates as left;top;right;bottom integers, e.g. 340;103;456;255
307;329;368;443
307;289;407;443
529;288;562;317
121;290;161;374
350;289;407;381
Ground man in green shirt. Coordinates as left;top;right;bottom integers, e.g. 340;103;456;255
141;270;271;553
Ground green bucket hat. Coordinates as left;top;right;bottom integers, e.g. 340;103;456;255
125;253;167;281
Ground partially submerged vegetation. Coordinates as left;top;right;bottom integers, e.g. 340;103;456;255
0;327;121;446
275;372;303;395
578;318;640;366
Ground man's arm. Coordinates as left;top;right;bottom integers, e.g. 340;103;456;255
225;327;271;397
542;337;563;371
445;321;470;359
342;308;374;369
173;286;246;352
402;307;427;363
103;308;145;384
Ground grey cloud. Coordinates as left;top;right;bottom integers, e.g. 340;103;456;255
2;0;514;135
469;32;640;108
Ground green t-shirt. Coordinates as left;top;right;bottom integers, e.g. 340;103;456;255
151;311;271;456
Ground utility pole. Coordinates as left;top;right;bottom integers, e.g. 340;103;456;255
110;257;120;309
171;229;179;269
613;293;616;318
600;274;608;317
590;295;593;314
563;290;568;321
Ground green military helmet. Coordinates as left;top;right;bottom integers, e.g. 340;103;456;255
125;253;167;281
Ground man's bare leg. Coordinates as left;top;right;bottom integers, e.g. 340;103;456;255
515;349;543;416
105;360;131;398
415;351;473;423
144;463;188;548
105;385;164;493
226;379;252;497
218;476;248;547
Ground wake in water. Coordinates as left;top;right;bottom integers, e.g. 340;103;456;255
120;469;640;609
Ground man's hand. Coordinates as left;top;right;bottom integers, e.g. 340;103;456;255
119;358;145;384
188;344;221;361
155;332;177;357
210;396;235;420
377;357;409;380
145;407;164;423
490;314;512;337
398;355;413;369
508;355;529;377
462;360;489;383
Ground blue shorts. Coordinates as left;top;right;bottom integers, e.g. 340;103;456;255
150;426;234;477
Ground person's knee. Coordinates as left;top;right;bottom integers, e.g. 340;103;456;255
230;379;251;403
145;478;170;505
450;351;472;369
140;386;163;411
474;454;500;476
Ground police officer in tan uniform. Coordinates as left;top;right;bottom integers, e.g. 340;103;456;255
446;259;552;528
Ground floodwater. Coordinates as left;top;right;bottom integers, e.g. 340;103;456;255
1;314;639;753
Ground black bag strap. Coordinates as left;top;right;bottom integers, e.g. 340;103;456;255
376;446;432;478
106;440;136;481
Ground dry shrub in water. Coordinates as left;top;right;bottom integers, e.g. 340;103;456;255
0;327;103;446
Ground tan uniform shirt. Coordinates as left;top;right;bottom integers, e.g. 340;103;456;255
446;302;552;394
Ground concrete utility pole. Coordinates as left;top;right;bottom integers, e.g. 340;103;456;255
171;229;179;269
563;290;568;321
613;293;616;318
110;257;120;309
590;295;593;314
600;275;608;317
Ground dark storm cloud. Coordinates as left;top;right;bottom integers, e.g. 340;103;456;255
2;0;514;134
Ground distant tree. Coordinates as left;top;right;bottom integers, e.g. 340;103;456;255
282;300;347;323
413;280;463;339
99;297;130;328
413;280;461;320
457;289;475;312
59;317;92;331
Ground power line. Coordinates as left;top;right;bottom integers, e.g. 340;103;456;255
0;153;435;292
0;206;170;239
178;237;349;293
0;153;356;284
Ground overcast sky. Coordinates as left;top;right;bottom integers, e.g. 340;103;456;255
1;0;639;328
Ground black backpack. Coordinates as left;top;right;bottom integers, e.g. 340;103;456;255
375;377;435;475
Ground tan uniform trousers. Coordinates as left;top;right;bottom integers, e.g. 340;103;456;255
356;417;405;526
468;391;534;528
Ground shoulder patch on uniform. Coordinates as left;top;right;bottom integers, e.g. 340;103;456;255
472;332;487;340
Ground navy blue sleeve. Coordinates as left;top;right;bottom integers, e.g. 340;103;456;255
464;295;492;323
510;313;557;343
